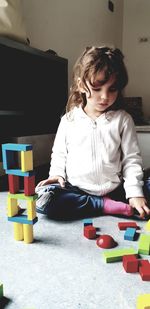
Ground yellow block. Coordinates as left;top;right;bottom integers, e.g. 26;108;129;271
145;220;150;232
7;197;18;217
137;294;150;309
21;150;33;172
27;200;36;220
23;224;33;244
13;222;24;241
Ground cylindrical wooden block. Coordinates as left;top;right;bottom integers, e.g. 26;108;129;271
23;224;33;244
13;222;24;241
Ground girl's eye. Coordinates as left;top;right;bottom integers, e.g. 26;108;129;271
92;88;101;92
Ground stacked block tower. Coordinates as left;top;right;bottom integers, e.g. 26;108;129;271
2;143;38;244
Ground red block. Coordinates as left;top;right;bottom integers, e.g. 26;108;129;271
24;175;35;196
84;226;96;239
122;254;138;273
139;260;150;281
118;222;139;230
8;174;19;193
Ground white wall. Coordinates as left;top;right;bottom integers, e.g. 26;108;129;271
22;0;123;87
123;0;150;119
137;132;150;169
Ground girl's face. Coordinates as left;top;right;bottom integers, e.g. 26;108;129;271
80;70;118;116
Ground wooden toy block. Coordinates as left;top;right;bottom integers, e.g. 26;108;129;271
5;169;35;177
2;143;32;170
2;147;17;170
124;227;136;241
122;254;138;273
21;150;33;172
138;234;150;255
24;175;35;196
8;215;38;225
0;282;3;298
145;220;150;232
83;218;93;226
23;224;33;243
13;222;24;241
118;221;139;230
2;143;32;151
7;197;19;217
8;192;38;201
8;174;19;193
103;247;137;263
84;226;96;239
139;260;150;281
137;294;150;309
27;200;36;220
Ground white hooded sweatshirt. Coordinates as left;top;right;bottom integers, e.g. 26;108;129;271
49;106;144;198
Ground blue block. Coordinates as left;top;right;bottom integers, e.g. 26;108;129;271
83;218;93;226
124;227;136;241
2;143;32;151
2;143;32;170
5;169;35;177
8;215;38;225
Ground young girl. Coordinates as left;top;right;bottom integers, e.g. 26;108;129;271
36;46;150;220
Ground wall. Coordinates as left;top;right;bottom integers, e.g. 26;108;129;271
22;0;123;87
137;132;150;169
122;0;150;119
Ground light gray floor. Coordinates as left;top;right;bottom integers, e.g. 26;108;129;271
0;191;150;309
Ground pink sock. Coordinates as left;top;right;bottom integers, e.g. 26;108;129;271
103;197;133;217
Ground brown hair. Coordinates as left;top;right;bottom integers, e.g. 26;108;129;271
66;46;128;114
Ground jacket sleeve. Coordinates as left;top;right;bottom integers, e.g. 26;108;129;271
121;113;144;199
49;116;67;180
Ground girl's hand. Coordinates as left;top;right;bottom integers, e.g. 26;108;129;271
129;197;150;219
36;176;65;188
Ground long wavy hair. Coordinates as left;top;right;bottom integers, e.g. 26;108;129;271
66;46;128;114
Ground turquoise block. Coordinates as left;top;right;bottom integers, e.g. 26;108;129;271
8;215;38;225
124;227;136;241
5;169;35;177
2;143;32;151
83;218;93;226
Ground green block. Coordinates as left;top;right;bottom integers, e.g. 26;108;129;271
0;282;3;298
8;193;38;201
138;234;150;255
102;248;137;263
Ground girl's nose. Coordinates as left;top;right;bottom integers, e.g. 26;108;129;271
101;91;108;100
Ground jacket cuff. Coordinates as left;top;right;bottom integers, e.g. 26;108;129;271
125;186;144;199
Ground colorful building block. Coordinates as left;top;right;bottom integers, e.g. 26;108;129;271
122;254;139;273
137;294;150;309
7;197;19;217
138;234;150;255
0;282;3;298
5;169;35;177
24;175;35;196
2;143;38;244
21;150;33;172
27;200;36;220
8;193;37;201
145;220;150;232
83;218;93;226
118;221;139;230
84;226;96;239
124;227;136;241
2;143;32;170
8;174;19;193
103;247;137;263
13;222;24;241
8;215;38;225
139;260;150;281
23;224;33;244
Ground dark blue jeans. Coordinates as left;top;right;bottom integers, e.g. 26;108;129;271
36;176;150;220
